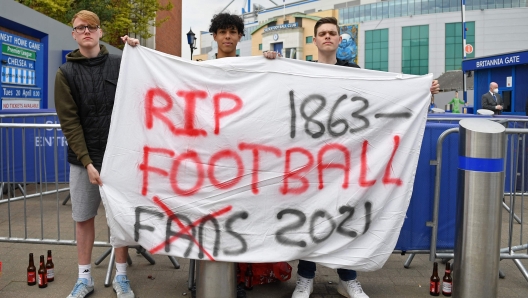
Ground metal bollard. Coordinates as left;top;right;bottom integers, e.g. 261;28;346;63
453;119;505;297
196;260;236;298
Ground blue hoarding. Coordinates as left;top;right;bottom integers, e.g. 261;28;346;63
1;112;69;183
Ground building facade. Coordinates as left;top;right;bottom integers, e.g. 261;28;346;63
250;10;338;60
193;0;528;111
0;1;181;110
0;1;123;110
345;0;528;77
153;0;182;57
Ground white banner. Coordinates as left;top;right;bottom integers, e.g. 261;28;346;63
100;45;432;271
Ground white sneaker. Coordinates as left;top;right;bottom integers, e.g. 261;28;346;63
112;275;135;298
67;278;94;298
291;276;314;298
337;279;369;298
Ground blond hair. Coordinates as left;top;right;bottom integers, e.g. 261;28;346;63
71;10;100;26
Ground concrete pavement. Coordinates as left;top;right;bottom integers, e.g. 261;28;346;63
1;191;527;297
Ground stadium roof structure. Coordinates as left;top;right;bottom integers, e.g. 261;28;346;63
435;70;474;92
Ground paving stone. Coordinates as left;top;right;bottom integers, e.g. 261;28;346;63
1;192;528;297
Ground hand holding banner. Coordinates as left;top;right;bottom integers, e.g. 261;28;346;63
100;45;432;271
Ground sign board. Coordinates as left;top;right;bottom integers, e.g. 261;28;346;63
0;30;43;110
1;66;36;85
2;98;40;109
2;86;41;98
506;76;512;87
100;46;433;270
2;43;36;60
462;50;528;71
465;44;473;54
264;23;299;33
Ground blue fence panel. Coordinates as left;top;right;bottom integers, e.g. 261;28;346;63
0;111;68;183
395;121;460;250
502;118;528;193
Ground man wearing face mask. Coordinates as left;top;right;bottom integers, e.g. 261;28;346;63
481;82;503;115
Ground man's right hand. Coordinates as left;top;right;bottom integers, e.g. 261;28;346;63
86;164;102;186
263;51;281;59
496;105;503;110
121;35;139;47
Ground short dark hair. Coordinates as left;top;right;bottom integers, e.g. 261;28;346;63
209;13;245;36
314;17;340;36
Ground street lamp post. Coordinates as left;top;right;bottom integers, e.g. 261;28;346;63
186;28;197;59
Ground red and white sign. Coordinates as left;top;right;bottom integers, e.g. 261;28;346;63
100;45;432;271
465;44;474;54
2;99;40;109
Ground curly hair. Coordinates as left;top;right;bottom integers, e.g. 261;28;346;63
209;13;245;36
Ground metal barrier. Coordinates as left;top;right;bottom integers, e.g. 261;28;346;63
0;119;79;245
405;117;528;284
2;115;527;293
0;118;180;288
1;113;69;204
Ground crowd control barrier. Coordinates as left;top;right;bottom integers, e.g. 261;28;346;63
395;114;493;253
0;118;77;244
399;115;528;284
0;112;69;185
0;114;180;288
1;113;527;290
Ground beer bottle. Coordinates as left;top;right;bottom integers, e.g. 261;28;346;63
27;253;36;286
46;250;54;282
244;263;253;290
38;255;47;288
430;262;440;296
442;262;452;296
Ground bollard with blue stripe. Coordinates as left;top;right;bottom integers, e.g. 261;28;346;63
195;260;236;298
453;119;505;297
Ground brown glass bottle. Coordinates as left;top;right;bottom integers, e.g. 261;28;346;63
244;264;253;290
442;262;452;296
38;255;47;288
27;253;36;286
430;262;440;296
46;250;54;282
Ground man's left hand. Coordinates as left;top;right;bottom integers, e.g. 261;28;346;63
430;80;439;94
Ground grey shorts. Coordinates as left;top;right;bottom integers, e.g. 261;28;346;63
69;164;101;222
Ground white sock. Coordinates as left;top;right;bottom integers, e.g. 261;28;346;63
115;262;127;277
78;264;93;285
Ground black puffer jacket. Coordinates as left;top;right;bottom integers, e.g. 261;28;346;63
335;58;360;68
56;46;121;167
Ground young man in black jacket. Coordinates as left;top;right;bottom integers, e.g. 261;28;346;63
55;10;137;298
264;17;439;298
